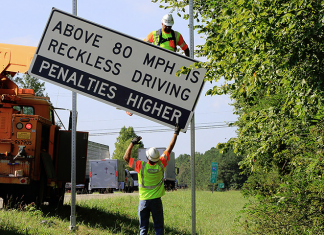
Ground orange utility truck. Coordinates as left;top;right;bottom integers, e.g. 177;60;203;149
0;43;88;207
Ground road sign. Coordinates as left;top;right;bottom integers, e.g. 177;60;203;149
218;183;224;189
210;162;218;183
28;8;206;132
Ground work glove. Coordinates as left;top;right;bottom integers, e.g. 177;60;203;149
131;136;142;145
174;123;181;135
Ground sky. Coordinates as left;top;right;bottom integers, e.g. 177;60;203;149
1;0;237;158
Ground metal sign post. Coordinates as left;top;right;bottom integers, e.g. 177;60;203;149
210;162;218;183
189;0;196;234
210;162;218;195
69;0;78;232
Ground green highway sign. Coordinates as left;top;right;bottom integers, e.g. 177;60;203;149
210;162;218;183
218;183;224;189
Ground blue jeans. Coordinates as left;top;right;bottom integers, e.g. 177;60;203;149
138;197;164;235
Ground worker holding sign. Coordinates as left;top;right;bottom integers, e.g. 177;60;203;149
123;124;180;235
144;14;190;57
126;13;190;117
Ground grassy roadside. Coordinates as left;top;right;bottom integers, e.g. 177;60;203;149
0;190;247;234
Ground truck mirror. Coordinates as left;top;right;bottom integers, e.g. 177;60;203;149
176;167;179;174
68;111;72;130
68;110;78;130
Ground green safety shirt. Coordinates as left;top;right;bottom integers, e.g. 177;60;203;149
129;150;170;200
144;29;188;52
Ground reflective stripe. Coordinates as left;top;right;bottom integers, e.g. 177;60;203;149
180;41;186;48
155;30;159;46
139;179;163;189
139;161;164;189
140;162;147;187
157;160;165;173
132;160;136;169
162;154;169;164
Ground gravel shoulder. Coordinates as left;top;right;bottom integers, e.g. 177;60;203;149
0;192;138;208
64;192;138;203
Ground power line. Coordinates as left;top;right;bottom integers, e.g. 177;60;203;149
88;123;235;136
82;121;236;132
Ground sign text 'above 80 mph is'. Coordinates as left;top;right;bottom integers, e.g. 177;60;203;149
28;8;206;132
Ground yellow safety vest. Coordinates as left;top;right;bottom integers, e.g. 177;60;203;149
152;29;181;52
138;160;165;200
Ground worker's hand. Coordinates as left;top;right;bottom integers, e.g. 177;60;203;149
131;136;142;145
174;123;181;135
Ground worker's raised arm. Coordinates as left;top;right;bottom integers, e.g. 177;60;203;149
166;124;180;155
144;32;154;43
123;136;142;163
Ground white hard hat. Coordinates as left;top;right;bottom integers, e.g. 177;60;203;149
161;14;174;26
146;147;160;162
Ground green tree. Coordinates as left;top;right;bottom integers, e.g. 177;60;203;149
112;126;144;168
175;153;190;186
217;148;247;190
175;147;246;190
153;0;324;233
11;74;47;97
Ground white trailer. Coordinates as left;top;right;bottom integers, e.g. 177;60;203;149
65;141;110;193
138;148;178;190
86;141;110;178
88;159;125;193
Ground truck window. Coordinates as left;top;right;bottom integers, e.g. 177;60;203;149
23;106;34;115
13;106;34;115
13;106;21;113
131;173;138;180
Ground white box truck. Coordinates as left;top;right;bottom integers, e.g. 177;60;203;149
88;159;125;193
138;148;178;190
65;141;110;194
130;171;139;191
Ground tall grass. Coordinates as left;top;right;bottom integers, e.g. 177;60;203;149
0;190;247;234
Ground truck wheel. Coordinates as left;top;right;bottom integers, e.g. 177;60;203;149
82;188;88;194
49;186;65;208
1;184;22;208
36;171;47;206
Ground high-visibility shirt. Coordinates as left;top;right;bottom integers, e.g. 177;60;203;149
144;28;188;52
129;150;170;200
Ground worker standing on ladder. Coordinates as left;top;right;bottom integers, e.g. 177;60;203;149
123;124;181;235
144;13;190;57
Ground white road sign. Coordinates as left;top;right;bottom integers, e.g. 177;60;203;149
29;8;206;132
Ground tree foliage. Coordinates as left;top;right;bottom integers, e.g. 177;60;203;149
176;147;246;190
153;0;324;233
112;126;144;169
11;74;47;97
